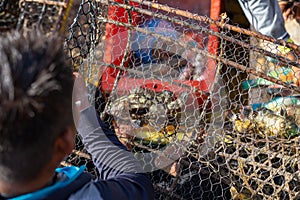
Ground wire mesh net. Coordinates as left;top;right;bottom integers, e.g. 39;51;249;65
2;0;300;199
0;0;77;34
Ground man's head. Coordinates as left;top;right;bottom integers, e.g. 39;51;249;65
0;31;74;185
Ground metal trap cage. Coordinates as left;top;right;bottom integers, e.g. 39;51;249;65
2;0;300;199
0;0;76;34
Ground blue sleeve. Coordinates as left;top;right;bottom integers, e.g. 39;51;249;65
77;106;154;200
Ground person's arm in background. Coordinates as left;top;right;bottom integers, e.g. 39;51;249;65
237;0;300;86
237;0;289;40
73;76;154;200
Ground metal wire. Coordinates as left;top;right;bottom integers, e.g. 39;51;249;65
2;0;300;199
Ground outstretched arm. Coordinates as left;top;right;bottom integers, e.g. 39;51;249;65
73;76;154;200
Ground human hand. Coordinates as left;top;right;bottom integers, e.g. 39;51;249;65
279;1;295;21
72;72;91;128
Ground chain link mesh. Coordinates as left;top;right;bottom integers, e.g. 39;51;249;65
2;0;300;199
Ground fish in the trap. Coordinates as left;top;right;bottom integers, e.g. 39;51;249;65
253;96;300;126
106;87;188;146
132;125;187;147
227;106;300;138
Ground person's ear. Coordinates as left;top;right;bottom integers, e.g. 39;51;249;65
54;127;76;159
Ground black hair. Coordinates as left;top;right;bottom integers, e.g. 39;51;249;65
0;30;74;183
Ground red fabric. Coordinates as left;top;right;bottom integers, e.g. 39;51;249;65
205;0;221;89
103;0;140;78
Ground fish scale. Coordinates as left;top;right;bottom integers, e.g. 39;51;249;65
228;107;300;139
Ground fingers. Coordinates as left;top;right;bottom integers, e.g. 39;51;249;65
73;72;79;77
72;74;91;128
282;7;292;21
